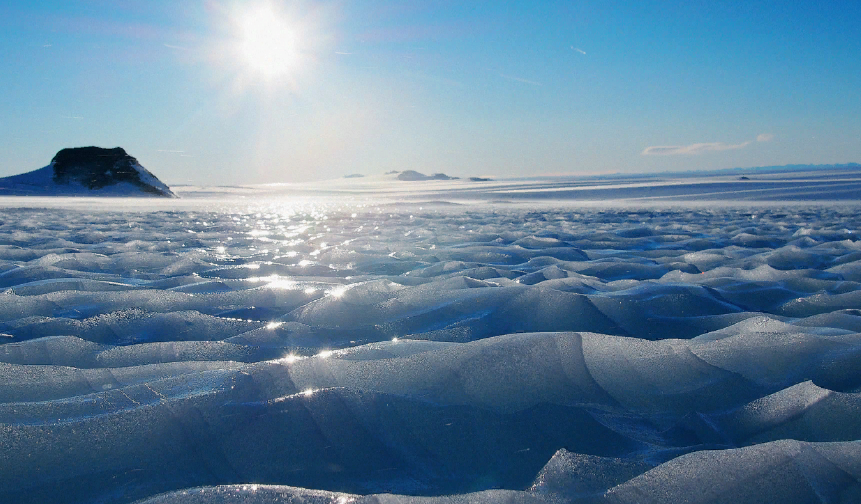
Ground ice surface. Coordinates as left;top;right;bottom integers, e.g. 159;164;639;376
603;440;861;503
1;173;861;503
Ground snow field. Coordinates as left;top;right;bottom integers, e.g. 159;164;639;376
1;201;860;503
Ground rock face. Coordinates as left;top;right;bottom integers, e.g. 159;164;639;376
0;147;176;197
51;147;176;197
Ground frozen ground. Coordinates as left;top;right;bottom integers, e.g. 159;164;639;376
1;169;861;503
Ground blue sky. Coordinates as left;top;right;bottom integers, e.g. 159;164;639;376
1;1;859;184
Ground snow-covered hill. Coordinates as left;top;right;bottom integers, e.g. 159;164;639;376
0;146;176;197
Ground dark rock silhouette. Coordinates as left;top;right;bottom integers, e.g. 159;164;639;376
0;147;176;197
51;147;174;196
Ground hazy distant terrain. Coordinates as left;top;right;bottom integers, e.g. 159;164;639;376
170;166;861;203
1;168;861;503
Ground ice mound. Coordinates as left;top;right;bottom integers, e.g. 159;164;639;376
1;202;861;503
708;381;861;445
603;440;861;503
0;147;176;197
530;449;653;499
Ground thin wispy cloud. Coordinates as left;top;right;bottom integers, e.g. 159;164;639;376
335;51;353;55
500;73;542;86
163;43;189;51
571;46;586;55
644;132;778;156
642;141;751;156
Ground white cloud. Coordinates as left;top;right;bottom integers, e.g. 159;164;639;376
757;133;774;142
500;73;542;86
571;46;586;55
641;141;751;156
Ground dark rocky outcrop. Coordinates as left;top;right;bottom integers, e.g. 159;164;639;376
50;147;174;197
0;146;176;197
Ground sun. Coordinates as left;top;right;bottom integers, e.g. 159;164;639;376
210;0;333;91
235;3;302;80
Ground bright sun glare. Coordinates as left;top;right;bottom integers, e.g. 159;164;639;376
236;3;301;79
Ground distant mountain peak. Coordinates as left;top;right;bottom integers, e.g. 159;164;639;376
0;146;176;197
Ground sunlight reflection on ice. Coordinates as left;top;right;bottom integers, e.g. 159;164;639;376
277;353;303;365
265;278;297;290
327;286;347;297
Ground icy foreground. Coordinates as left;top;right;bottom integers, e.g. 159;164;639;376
1;179;861;503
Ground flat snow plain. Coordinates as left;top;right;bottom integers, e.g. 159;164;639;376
2;169;861;503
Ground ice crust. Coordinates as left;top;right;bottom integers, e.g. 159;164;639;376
1;200;861;503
